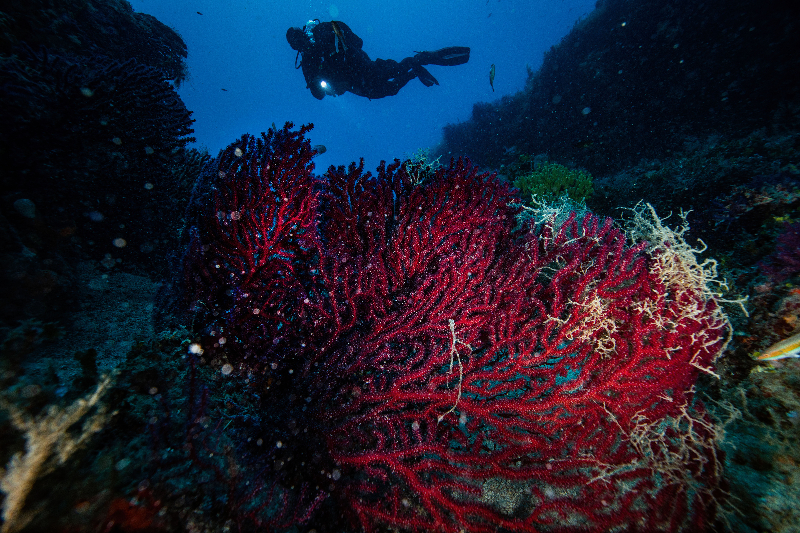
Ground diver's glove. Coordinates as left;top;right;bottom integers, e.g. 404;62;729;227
414;47;470;66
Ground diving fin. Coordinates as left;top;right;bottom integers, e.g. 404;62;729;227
415;47;471;66
413;65;439;87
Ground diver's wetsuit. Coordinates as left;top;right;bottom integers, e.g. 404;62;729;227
287;20;469;100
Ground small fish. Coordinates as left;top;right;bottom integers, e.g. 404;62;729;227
221;88;227;91
757;331;800;361
489;64;496;92
330;21;348;55
311;144;327;155
196;11;203;15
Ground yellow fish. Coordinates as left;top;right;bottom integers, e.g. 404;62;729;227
489;64;496;92
756;331;800;361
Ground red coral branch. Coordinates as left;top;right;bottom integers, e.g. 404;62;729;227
177;125;726;532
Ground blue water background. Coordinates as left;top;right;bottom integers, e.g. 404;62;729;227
130;0;596;170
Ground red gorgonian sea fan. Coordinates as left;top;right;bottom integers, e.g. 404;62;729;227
173;123;728;532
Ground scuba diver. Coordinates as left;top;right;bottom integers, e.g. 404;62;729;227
286;20;470;100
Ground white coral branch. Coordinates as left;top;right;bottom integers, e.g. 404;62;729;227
0;373;116;533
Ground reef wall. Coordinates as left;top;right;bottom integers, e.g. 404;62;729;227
435;0;800;182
